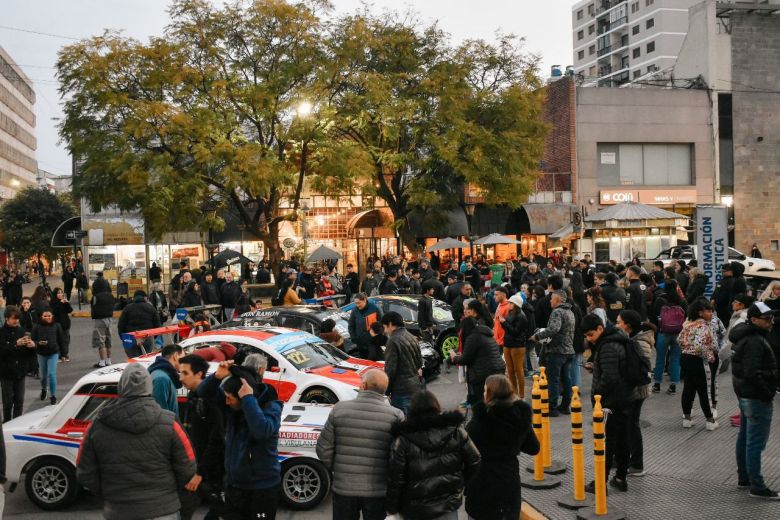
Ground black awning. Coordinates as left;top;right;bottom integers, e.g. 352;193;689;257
471;206;523;236
406;207;468;239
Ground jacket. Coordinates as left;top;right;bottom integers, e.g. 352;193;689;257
51;299;73;330
315;390;404;497
76;364;195;520
91;292;115;320
181;285;202;308
686;274;708;304
347;302;382;354
384;327;424;396
730;323;778;402
0;324;34;379
378;278;399;295
118;296;161;334
201;282;220;305
465;400;539;519
418;295;434;330
626;279;647;321
283;286;301;305
536;303;576;355
501;307;529;348
720;308;749;361
712;273;747;323
631;328;655;400
31;322;64;357
591;326;635;410
453;324;506;383
678;319;716;363
148;356;182;415
91;277;110;296
493;301;510;346
182;385;225;484
220;281;241;308
387;412;481;520
601;283;627;323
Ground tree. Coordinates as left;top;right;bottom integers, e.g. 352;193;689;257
57;0;368;273
0;187;76;262
324;11;549;250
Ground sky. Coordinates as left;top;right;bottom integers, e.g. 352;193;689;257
1;0;574;177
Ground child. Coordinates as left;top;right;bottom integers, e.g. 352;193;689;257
367;321;386;361
318;319;345;350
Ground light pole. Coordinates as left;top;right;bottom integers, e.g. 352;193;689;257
300;199;310;265
721;195;734;247
465;203;477;257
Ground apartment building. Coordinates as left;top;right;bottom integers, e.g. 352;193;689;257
0;46;37;200
572;0;699;86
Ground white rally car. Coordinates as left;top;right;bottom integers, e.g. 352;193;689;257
3;363;334;511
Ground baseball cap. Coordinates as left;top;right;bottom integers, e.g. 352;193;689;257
721;262;734;272
733;293;755;307
747;302;779;320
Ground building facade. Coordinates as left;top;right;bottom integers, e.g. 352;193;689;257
0;46;37;199
572;0;699;87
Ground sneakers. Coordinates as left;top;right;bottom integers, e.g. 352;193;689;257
40;389;47;401
609;477;628;492
626;467;646;477
738;481;751;489
749;488;780;500
666;384;677;395
652;383;661;393
712;408;718;419
557;405;571;415
548;409;560;418
50;396;57;406
584;480;607;495
62;356;71;363
93;361;105;368
705;420;719;431
683;417;693;428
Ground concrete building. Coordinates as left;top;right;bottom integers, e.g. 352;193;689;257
37;168;72;193
572;0;699;87
0;46;37;199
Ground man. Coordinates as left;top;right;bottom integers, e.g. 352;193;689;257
713;262;748;323
408;269;422;295
492;286;511;348
729;302;780;499
171;261;190;292
579;258;595;289
430;271;447;301
220;272;241;321
531;290;575;416
445;273;464;305
0;306;35;420
625;266;647;321
418;281;436;342
91;271;110;297
148;344;184;415
344;264;360;299
149;262;162;284
242;353;274;389
536;275;564;329
719;294;755;371
118;290;161;357
204;361;283;519
382;312;424;413
91;279;115;368
77;364;196;520
452;283;474;324
418;259;436;282
179;355;225;520
200;272;220;306
582;313;636;493
602;272;628;324
521;263;544;287
463;261;481;293
361;270;379;296
316;369;403;520
348;293;383;359
378;269;399;295
170;271;192;310
256;263;272;284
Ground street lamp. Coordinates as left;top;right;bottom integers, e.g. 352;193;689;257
465;203;476;257
300;199;310;265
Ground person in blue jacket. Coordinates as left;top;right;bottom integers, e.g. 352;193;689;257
204;361;282;520
148;344;183;416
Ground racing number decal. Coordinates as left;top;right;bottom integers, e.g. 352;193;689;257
285;351;310;365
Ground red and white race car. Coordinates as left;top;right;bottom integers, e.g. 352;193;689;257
3;363;334;511
133;326;383;404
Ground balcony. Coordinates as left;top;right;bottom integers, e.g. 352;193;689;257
595;0;627;17
597;45;613;57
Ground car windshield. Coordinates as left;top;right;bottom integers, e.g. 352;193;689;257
282;341;350;370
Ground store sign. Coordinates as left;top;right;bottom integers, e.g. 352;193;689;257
600;152;617;165
600;189;697;205
600;190;638;204
695;205;728;298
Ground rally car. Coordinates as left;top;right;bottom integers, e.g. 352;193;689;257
341;295;458;359
3;363;334;511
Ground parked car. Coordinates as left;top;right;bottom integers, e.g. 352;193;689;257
645;245;775;274
3;363;334;511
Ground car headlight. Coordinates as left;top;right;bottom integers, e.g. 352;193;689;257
419;342;436;357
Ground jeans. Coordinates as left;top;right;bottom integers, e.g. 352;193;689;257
654;333;681;384
629;398;645;470
545;353;573;410
224;485;279;520
503;347;526;397
570;352;583;390
605;407;631;480
390;394;412;415
38;354;58;396
680;354;712;419
1;377;25;421
736;398;774;492
332;494;386;520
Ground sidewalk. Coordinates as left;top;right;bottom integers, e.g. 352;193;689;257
522;371;780;519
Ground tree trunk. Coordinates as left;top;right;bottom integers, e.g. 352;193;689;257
264;221;283;283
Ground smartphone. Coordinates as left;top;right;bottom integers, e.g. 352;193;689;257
24;332;31;338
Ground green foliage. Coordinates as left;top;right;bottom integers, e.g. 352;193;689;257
0;187;76;259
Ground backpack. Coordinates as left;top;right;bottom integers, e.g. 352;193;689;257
623;339;652;387
659;304;685;334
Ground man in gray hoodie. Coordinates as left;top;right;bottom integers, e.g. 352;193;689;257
76;363;196;520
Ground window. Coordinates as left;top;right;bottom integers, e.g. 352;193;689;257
631;1;639;13
589;45;596;55
588;4;595;16
646;18;655;29
597;143;694;186
577;9;584;20
578;50;585;60
647;41;655;53
771;240;779;251
589;24;595;35
646;0;654;6
648;64;659;73
578;30;584;40
633;48;641;58
589;65;597;76
633;70;641;79
632;25;640;35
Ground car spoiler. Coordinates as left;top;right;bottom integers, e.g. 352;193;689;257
121;324;191;354
303;294;347;305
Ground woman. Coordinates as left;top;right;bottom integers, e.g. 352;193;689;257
759;280;780;391
686;267;708;304
31;309;65;405
0;306;36;420
586;286;608;326
75;271;89;304
235;280;253;315
367;321;386;361
62;266;75;301
751;243;762;259
149;281;170;324
386;390;481;520
451;301;506;406
499;294;530;398
677;298;718;430
615;310;654;476
465;375;539;520
281;278;302;306
569;270;588;315
30;285;51;315
652;279;687;395
318;318;345;350
181;280;203;308
51;288;73;363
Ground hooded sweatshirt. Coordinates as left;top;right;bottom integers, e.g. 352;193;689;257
76;364;195;520
148;356;182;415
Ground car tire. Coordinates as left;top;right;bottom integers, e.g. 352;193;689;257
24;457;79;510
301;387;338;404
281;458;331;510
438;333;459;359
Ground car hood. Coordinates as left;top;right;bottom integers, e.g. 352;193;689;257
4;405;53;433
307;362;371;387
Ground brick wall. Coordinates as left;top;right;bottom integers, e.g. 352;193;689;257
542;76;577;202
731;14;780;265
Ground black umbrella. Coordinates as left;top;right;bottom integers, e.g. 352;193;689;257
207;248;252;269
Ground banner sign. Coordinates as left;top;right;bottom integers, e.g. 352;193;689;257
695;205;728;298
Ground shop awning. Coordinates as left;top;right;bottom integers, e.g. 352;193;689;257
518;204;577;235
549;223;575;241
406;207;468;239
51;216;82;248
585;201;687;222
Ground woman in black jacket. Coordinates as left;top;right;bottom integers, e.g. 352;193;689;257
450;313;506;406
387;390;481;520
0;306;36;420
31;309;65;404
686;267;708;304
465;375;539;520
181;280;203;308
51;288;73;362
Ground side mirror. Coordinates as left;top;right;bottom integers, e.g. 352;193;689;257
269;366;281;373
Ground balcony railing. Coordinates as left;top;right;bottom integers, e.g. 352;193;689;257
597;45;613;57
595;0;627;17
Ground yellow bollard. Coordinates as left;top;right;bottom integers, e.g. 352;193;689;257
521;376;561;490
527;367;566;475
558;386;594;509
576;395;625;520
